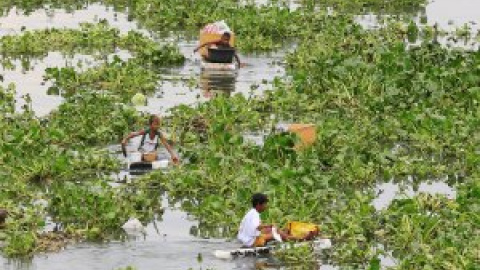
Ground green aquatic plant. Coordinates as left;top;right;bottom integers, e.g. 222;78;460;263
274;243;317;266
0;86;151;256
115;266;137;270
0;21;185;70
0;0;121;15
304;0;427;14
1;1;479;269
49;181;134;239
0;0;429;52
136;14;480;268
44;57;159;102
379;190;480;269
47;91;140;146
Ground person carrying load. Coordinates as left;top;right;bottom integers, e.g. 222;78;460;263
237;193;319;247
121;115;179;164
194;32;243;67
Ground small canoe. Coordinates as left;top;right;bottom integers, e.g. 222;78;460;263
128;160;169;175
213;238;332;260
201;61;237;71
125;151;169;175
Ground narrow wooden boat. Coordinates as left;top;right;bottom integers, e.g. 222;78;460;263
213;238;332;260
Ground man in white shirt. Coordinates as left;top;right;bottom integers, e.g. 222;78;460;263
237;193;273;247
237;193;319;247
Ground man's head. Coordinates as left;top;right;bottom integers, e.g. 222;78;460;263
149;115;161;130
220;32;231;45
252;193;268;212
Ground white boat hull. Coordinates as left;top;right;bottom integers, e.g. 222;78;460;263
213;238;332;260
201;61;237;71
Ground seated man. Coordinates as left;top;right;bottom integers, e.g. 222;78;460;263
194;32;243;67
237;193;318;247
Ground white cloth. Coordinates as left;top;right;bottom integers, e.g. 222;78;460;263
237;208;261;247
141;133;159;153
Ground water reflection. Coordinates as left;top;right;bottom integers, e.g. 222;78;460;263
199;70;236;99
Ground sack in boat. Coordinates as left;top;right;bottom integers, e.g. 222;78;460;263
287;221;319;238
199;20;235;58
142;152;158;162
122;218;144;231
201;20;231;34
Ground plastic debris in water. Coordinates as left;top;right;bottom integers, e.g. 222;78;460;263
131;93;146;106
272;227;283;243
122;218;144;231
316;238;332;249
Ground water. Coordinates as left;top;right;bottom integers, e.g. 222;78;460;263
0;4;143;35
1;198;246;270
0;1;478;269
373;180;456;210
135;42;285;116
0;3;285;117
358;0;480;48
2;52;98;116
426;0;480;31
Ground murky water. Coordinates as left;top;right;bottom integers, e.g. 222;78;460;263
373;180;456;210
1;197;249;270
136;43;285;116
426;0;480;31
0;3;285;117
0;4;143;35
0;0;478;269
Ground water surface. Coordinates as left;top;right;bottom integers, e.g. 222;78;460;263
0;1;478;269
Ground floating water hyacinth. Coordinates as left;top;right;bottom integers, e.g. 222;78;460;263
1;1;479;269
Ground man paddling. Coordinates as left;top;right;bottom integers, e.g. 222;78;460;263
237;193;318;247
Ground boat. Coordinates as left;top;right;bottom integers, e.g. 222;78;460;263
200;47;238;72
122;146;169;175
200;61;237;71
198;21;238;72
128;158;169;175
213;238;332;260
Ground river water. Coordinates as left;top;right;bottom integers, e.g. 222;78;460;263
0;0;478;269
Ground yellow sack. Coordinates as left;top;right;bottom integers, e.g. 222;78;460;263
287;221;319;238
